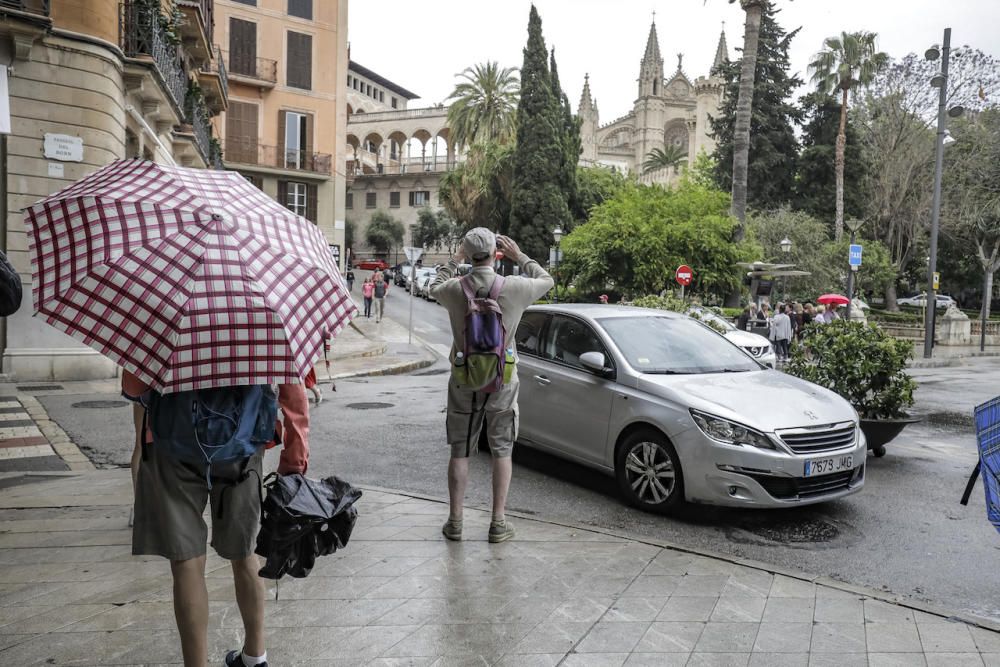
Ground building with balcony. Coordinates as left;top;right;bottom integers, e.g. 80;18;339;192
0;0;227;382
215;0;348;270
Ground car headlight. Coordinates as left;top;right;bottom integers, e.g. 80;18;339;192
690;410;777;450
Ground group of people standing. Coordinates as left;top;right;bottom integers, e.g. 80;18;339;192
737;301;842;362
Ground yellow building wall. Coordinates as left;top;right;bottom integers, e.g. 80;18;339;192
50;0;120;46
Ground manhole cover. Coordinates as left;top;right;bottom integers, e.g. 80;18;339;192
412;369;448;376
346;402;394;410
72;400;129;409
17;385;64;391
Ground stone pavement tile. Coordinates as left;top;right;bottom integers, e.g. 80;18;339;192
0;605;56;629
683;558;740;576
868;653;929;667
0;628;105;666
767;576;816;599
643;551;694;575
25;575;170;606
382;622;532;660
575;621;650;653
972;626;1000;653
808;654;867;667
604;597;666;623
427;657;491;667
624;652;690;666
275;598;410;627
508;620;592;654
710;596;766;622
748;653;808;667
865;599;924;624
263;625;359;662
491;597;564;625
813;596;864;623
721;571;773;598
0;634;36;652
315;624;423;661
866;622;924;653
634;621;705;653
561;653;629;666
761;597;814;623
686;653;751;666
356;557;435;577
272;575;397;600
694;622;758;653
0;581;71;607
918;621;978;653
810;622;867;653
0;562;90;584
672;574;729;597
494;653;562;667
568;575;634;598
368;659;437;666
432;596;520;624
374;598;450;626
550;596;613;623
814;586;857;599
621;575;682;598
657;596;719;622
752;622;811;653
983;653;1000;667
923;654;986;667
0;603;113;634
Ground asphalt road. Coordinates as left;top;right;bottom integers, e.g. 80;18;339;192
39;294;1000;624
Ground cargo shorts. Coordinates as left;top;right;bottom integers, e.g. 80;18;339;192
132;441;263;562
446;377;519;458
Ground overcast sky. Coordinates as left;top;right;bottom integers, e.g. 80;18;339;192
348;0;1000;123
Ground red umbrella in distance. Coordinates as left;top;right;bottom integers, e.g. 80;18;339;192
817;294;850;306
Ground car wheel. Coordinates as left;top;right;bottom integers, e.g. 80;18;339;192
615;429;684;514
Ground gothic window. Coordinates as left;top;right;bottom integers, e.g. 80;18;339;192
664;124;689;154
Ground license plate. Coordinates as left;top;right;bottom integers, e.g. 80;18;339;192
804;455;854;477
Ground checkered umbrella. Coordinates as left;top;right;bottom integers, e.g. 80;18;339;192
24;159;356;394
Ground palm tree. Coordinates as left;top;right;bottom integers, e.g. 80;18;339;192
809;31;889;240
729;0;767;239
446;62;520;150
642;146;687;174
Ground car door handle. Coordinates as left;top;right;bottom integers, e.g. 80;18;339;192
534;375;551;386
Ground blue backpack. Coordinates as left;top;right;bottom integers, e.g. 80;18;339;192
960;396;1000;532
147;385;278;489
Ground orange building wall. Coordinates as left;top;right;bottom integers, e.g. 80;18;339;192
50;0;120;46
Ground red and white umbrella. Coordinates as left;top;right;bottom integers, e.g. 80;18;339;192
24;159;356;394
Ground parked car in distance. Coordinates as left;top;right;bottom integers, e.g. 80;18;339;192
512;304;866;514
393;264;412;287
355;258;388;271
408;267;436;293
415;271;438;299
688;307;777;369
897;293;956;309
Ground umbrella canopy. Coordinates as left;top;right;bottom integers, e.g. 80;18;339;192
817;294;850;306
24;160;356;393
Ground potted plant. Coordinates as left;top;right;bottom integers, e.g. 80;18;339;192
785;319;919;457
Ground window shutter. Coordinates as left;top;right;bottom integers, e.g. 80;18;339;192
286;32;312;90
277;181;288;210
229;18;257;77
277;110;286;168
288;0;312;20
304;112;314;156
306;184;318;223
226;101;258;164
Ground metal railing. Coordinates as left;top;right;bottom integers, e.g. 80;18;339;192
184;94;213;166
226;142;331;175
177;0;213;45
199;44;229;105
348;106;448;123
0;0;49;16
225;51;277;84
120;1;188;113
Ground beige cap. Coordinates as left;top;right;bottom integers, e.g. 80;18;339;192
463;227;496;261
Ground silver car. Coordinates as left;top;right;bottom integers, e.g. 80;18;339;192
514;305;866;513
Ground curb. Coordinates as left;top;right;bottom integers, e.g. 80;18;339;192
356;481;1000;634
330;355;435;380
17;394;95;472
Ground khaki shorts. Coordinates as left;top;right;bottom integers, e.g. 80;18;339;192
446;377;519;458
132;442;263;562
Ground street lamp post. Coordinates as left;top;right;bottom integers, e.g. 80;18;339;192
553;226;563;303
845;219;865;321
780;237;792;300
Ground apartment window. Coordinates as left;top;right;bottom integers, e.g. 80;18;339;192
346;192;354;209
366;84;371;96
389;192;400;208
347;75;352;86
278;181;317;222
288;0;312;20
229;18;257;77
286;31;313;90
233;0;256;4
379;91;384;102
365;192;376;209
242;174;263;190
226;101;259;164
281;110;310;169
409;191;430;207
391;97;398;109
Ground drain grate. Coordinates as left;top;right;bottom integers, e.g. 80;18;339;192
346;402;394;410
16;385;64;391
72;400;130;409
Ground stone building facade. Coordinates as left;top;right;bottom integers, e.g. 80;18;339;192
0;0;226;381
579;21;727;184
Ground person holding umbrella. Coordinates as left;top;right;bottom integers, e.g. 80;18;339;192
24;161;356;667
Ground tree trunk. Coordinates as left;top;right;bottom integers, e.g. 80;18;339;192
729;1;763;237
983;271;994;322
834;87;849;242
885;282;898;312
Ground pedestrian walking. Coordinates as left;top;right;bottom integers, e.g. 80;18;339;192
345;268;355;292
373;275;388;323
362;277;375;318
771;305;793;361
737;305;752;332
429;228;553;544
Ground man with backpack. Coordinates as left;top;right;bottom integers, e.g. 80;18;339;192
430;228;553;543
123;373;310;667
373;274;388;323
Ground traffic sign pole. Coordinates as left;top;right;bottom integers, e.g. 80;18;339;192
403;247;424;345
675;265;693;301
846;241;863;320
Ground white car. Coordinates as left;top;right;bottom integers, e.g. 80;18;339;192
688;308;777;369
417;272;438;300
897;293;956;309
407;268;435;293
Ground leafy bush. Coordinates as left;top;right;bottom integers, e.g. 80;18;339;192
785;319;916;420
867;308;922;324
631;294;728;333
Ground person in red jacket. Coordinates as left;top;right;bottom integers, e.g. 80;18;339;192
122;371;309;667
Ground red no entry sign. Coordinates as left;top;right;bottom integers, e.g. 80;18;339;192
675;265;693;286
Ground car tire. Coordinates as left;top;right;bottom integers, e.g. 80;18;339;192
615;428;685;514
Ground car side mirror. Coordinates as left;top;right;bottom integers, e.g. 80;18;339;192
580;351;612;376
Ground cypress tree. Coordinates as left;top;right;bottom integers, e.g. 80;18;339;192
509;5;570;261
710;2;803;211
550;49;581;229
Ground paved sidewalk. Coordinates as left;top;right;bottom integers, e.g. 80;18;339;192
0;469;998;666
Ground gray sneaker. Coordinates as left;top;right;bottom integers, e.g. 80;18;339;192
442;518;463;541
488;519;515;543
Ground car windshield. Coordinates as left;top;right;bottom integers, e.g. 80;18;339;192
689;309;736;332
598;316;761;374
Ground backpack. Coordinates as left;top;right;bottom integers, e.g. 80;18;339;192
454;275;514;393
147;385;278;489
960;396;1000;533
374;282;386;298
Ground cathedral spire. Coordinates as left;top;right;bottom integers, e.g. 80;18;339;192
712;24;729;70
641;20;663;71
578;73;595;115
639;20;664;97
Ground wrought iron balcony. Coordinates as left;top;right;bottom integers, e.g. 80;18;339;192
199;44;228;112
183;94;214;167
225;141;331;176
0;0;50;16
120;0;188;114
224;51;277;87
176;0;213;60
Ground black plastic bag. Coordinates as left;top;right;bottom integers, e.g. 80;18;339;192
0;251;22;317
255;472;362;579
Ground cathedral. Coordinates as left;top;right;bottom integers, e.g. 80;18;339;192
578;21;729;184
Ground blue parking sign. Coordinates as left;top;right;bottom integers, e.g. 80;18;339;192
849;244;863;267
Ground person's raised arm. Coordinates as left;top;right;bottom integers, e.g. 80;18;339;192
429;248;466;306
497;235;554;301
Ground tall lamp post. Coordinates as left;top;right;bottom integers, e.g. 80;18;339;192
553;225;563;303
845;219;865;321
779;237;792;300
922;28;964;358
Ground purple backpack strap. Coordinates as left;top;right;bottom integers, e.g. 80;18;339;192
488;275;505;300
461;274;505;301
460;275;477;301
